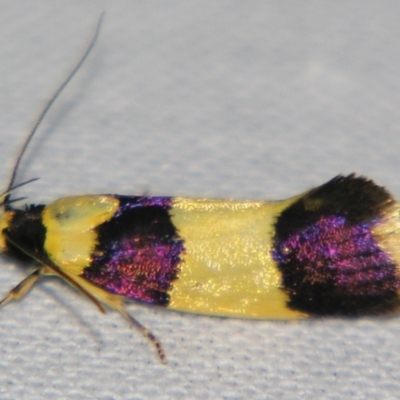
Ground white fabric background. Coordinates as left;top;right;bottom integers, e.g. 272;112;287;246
0;2;399;399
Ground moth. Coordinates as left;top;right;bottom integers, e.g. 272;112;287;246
2;15;399;363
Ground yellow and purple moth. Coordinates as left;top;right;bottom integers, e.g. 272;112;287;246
2;16;400;363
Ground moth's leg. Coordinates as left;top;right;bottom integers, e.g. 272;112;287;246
118;305;167;364
43;266;167;363
67;276;168;364
40;264;106;314
0;268;42;308
3;233;166;363
3;232;106;314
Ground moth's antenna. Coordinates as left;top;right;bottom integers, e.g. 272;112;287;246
0;178;39;208
6;13;105;198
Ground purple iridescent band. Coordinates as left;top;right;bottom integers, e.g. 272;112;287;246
273;215;400;314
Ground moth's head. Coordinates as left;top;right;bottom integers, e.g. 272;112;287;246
0;179;36;253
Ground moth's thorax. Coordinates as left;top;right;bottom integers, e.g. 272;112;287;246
42;195;120;275
0;209;15;253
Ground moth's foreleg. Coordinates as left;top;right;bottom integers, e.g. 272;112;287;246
0;268;42;308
